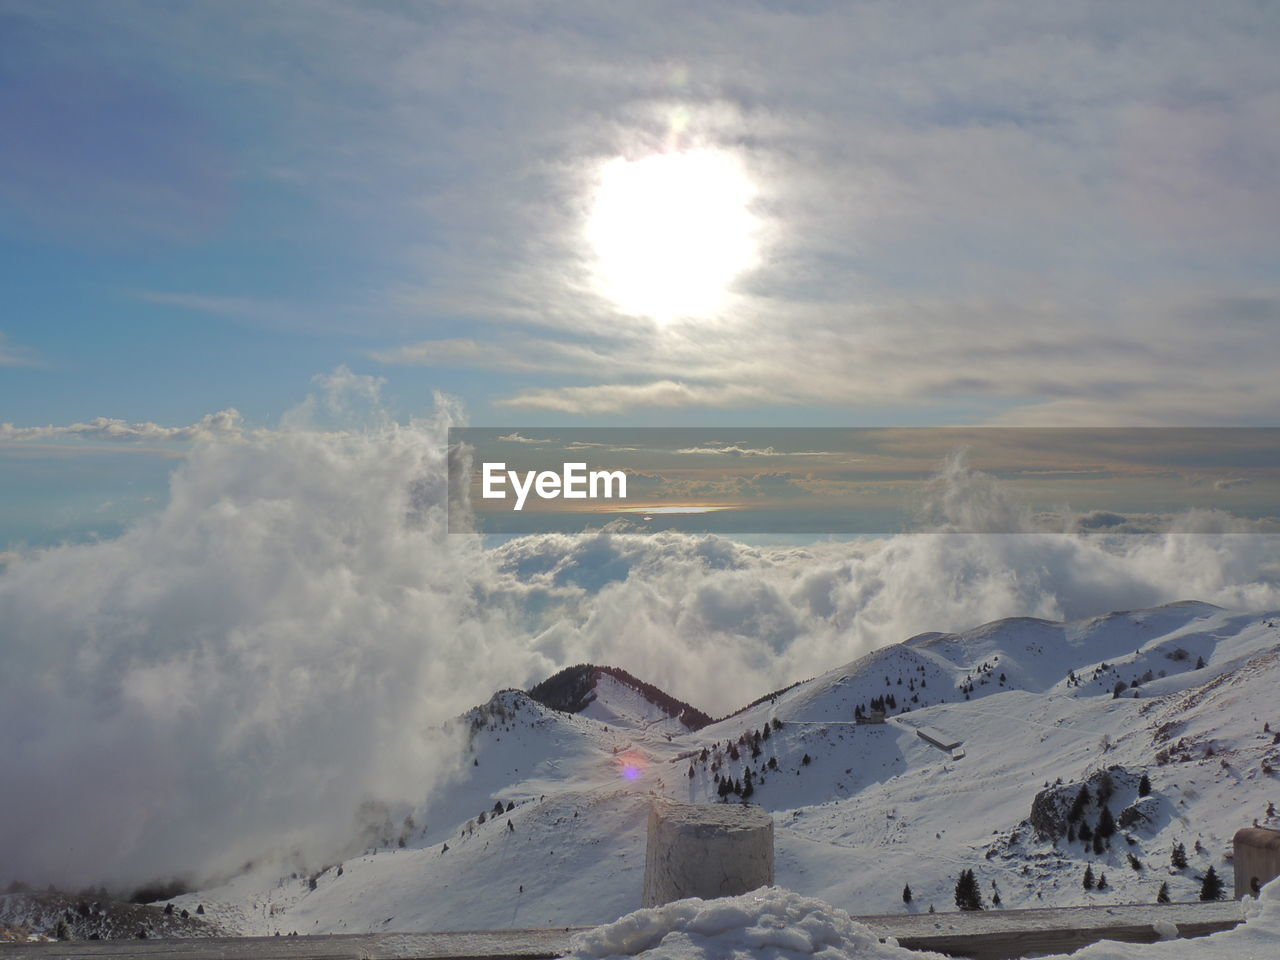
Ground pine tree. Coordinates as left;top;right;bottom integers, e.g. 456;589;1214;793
1097;872;1108;891
1068;785;1091;823
1157;882;1170;904
1083;865;1095;890
1171;842;1188;869
1093;831;1106;855
1200;866;1224;901
801;754;811;766
902;884;913;904
1097;805;1116;838
954;869;984;911
1138;773;1151;797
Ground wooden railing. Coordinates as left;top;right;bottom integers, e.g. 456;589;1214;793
0;900;1246;960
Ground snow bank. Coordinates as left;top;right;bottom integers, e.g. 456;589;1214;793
568;880;1280;960
1037;876;1279;960
565;887;945;960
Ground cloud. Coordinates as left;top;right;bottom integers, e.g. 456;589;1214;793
0;409;244;443
497;380;773;414
3;404;1280;893
11;3;1279;422
0;404;534;892
673;445;838;458
129;292;329;336
498;433;558;444
0;332;37;367
1214;477;1254;491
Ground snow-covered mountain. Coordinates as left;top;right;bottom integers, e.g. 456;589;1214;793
166;601;1280;935
528;664;713;735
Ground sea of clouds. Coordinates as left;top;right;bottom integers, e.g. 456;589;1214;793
2;394;1279;893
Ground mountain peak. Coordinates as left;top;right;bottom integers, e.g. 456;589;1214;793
527;664;713;732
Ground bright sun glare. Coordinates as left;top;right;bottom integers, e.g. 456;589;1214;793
586;150;758;322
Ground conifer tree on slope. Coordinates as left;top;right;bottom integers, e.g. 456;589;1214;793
1200;866;1224;901
954;869;984;911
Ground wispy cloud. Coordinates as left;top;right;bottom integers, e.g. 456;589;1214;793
497;380;774;414
674;445;838;457
9;1;1280;424
0;332;38;367
497;432;558;444
0;409;243;443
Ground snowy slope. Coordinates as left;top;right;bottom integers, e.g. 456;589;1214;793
580;674;694;737
528;664;712;735
170;602;1280;935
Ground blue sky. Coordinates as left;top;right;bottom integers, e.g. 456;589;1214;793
2;1;1279;546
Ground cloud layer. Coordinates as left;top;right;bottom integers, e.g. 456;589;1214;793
0;409;244;443
2;407;1279;891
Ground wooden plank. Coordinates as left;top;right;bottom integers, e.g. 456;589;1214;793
0;901;1246;960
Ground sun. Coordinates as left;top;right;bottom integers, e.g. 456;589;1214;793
585;150;758;322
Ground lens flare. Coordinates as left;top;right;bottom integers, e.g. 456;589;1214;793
616;749;648;782
586;149;758;323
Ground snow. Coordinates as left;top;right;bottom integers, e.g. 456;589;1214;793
566;880;1280;960
169;602;1280;937
580;673;694;737
565;887;946;960
1037;875;1280;959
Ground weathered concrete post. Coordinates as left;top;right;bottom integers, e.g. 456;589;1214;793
1233;826;1280;899
642;799;774;907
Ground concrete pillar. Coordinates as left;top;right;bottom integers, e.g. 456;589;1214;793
642;800;774;907
1233;827;1280;899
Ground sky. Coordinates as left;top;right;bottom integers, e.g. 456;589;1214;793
3;1;1280;547
2;1;1280;892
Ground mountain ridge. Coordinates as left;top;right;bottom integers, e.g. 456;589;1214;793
30;599;1280;938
